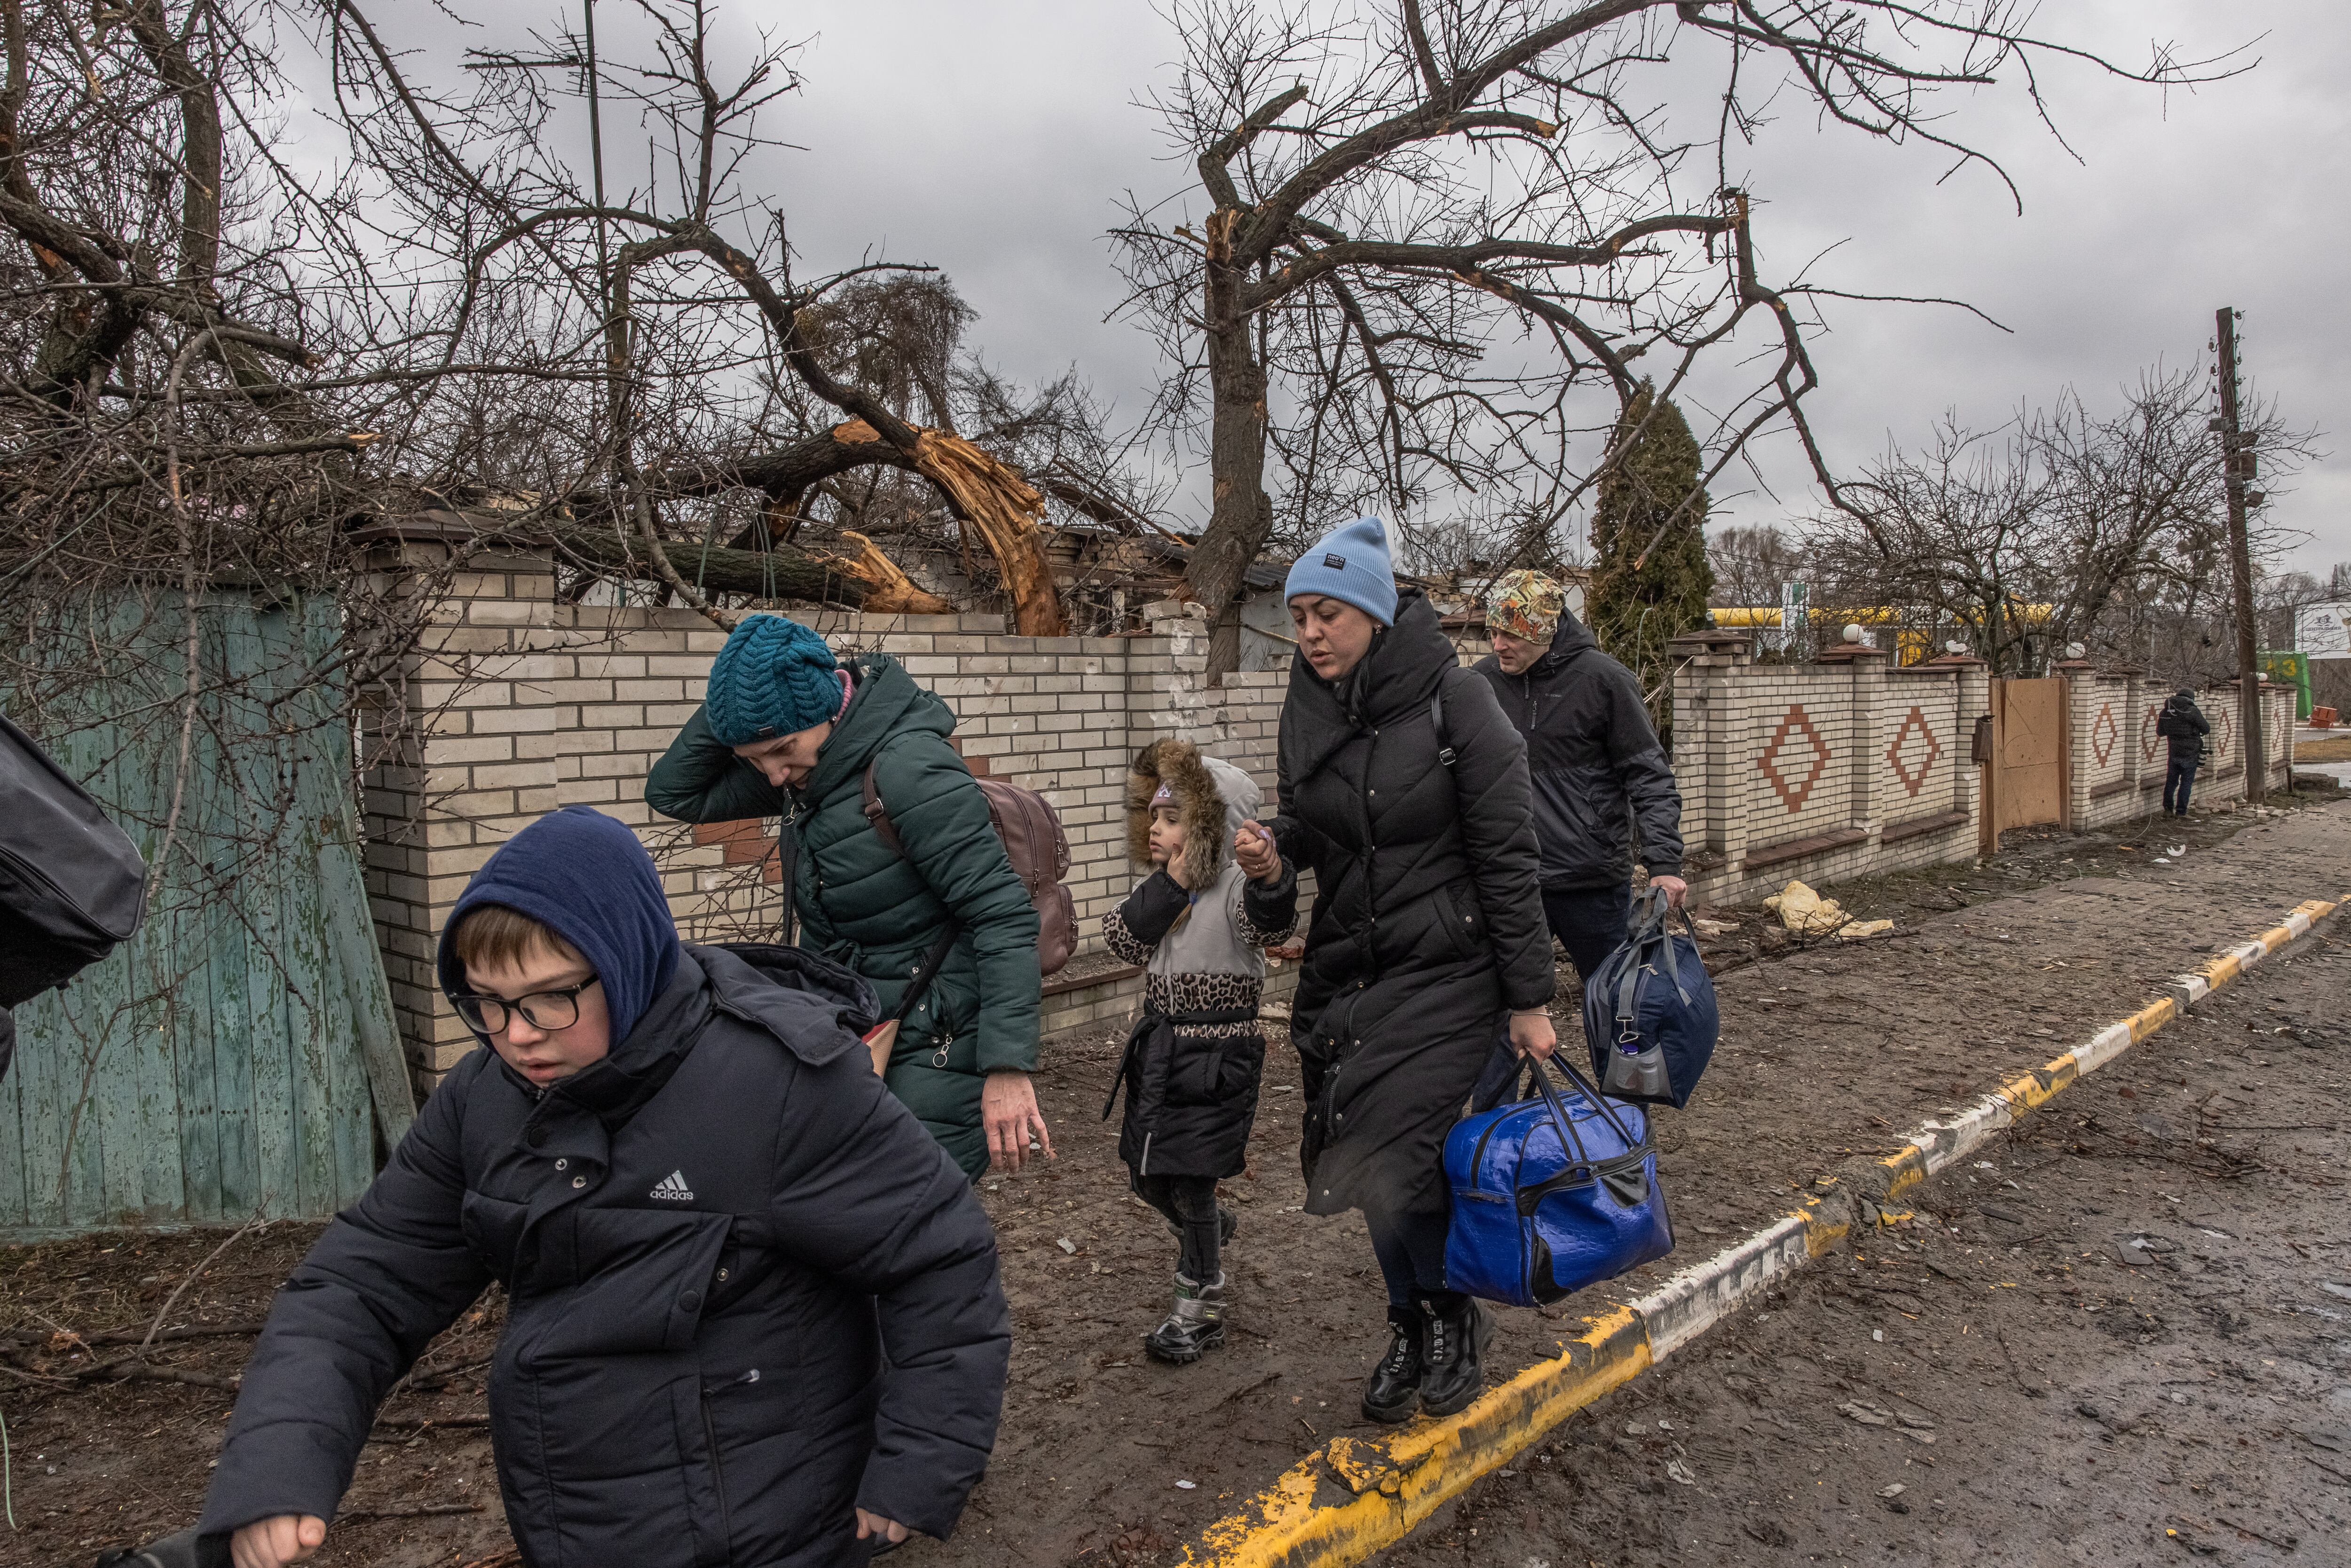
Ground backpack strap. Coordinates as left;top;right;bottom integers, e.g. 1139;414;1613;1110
776;814;800;947
860;757;906;858
1430;685;1456;768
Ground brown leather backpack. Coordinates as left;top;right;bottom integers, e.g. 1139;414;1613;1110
861;759;1077;976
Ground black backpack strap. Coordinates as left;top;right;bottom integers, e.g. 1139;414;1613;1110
1430;686;1456;768
776;822;800;947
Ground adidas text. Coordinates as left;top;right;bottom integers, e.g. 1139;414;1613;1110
650;1170;695;1202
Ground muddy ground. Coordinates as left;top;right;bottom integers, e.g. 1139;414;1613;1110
0;790;2343;1567
1380;863;2351;1568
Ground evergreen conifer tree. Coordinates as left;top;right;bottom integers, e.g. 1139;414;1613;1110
1587;385;1715;734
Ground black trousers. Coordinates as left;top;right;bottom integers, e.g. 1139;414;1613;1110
2164;758;2198;814
1367;1200;1452;1308
1133;1172;1222;1282
1544;882;1635;981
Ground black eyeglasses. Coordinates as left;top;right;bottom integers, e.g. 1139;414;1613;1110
448;977;600;1035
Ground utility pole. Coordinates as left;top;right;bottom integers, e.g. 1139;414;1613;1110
2214;306;2265;804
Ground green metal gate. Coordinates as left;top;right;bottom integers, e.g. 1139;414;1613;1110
0;588;412;1235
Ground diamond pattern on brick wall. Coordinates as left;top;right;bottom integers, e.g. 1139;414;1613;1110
2212;704;2233;762
1756;702;1832;813
2140;703;2162;764
2091;702;2118;768
1884;704;1941;798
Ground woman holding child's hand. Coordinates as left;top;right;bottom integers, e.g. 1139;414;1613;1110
1270;517;1554;1429
1233;820;1282;884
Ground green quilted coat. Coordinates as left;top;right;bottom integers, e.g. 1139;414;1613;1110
646;653;1041;1176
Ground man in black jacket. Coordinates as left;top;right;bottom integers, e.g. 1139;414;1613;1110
200;806;1009;1568
1473;571;1687;981
2156;688;2212;817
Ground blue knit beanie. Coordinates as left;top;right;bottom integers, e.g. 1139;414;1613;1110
1284;517;1398;626
437;807;680;1049
704;615;842;746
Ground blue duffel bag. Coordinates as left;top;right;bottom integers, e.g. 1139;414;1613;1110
1443;1052;1673;1308
1582;886;1719;1108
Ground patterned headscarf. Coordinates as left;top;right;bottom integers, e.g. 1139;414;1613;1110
1485;569;1566;643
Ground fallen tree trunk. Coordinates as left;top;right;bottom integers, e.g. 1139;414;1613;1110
815;529;956;615
908;428;1067;636
545;524;868;607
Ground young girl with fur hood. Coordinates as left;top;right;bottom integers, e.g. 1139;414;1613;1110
1102;739;1299;1363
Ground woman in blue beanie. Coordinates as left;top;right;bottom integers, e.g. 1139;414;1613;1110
647;614;1053;1180
1234;517;1554;1426
199;805;1010;1566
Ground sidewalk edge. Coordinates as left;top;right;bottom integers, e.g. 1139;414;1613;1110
1179;895;2341;1568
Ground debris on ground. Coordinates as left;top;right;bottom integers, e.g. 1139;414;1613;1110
1764;878;1894;940
10;799;2347;1567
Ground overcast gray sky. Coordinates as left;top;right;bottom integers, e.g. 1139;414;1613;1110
387;1;2350;575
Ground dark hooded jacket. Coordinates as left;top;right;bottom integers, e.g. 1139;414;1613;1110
1271;589;1553;1219
2156;693;2211;763
200;812;1009;1568
1473;609;1684;890
647;652;1041;1178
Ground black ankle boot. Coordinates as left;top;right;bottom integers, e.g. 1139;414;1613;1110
1143;1272;1226;1364
1417;1292;1491;1418
1361;1303;1425;1423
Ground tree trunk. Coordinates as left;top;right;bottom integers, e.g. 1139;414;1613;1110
1183;209;1272;682
545;524;867;606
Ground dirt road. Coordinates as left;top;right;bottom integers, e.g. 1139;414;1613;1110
1377;870;2351;1568
1;794;2342;1566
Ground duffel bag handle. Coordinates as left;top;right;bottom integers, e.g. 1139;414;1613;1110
1623;885;1701;1011
1526;1047;1649;1165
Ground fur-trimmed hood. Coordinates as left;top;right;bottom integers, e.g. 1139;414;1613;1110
1126;739;1262;889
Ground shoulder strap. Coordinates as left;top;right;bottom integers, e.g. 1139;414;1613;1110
1430;685;1457;768
861;755;906;857
893;920;963;1024
857;741;964;1016
777;819;800;947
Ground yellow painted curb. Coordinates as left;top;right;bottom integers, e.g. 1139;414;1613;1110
1179;895;2339;1568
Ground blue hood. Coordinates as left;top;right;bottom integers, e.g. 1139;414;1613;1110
435;806;681;1047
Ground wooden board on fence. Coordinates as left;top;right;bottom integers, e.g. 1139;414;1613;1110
0;589;405;1236
1983;678;2068;851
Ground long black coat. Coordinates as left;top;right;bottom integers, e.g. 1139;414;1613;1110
1271;590;1554;1219
200;944;1009;1568
1474;610;1685;889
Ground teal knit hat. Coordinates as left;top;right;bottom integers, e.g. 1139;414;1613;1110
704;615;842;745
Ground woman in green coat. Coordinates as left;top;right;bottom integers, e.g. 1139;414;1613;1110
647;614;1053;1179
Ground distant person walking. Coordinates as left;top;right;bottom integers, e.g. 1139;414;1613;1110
1472;570;1687;983
1252;517;1554;1426
647;615;1052;1181
2156;687;2211;816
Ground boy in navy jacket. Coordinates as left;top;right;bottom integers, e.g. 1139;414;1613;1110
201;807;1008;1568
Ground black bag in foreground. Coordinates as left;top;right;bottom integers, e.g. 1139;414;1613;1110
0;711;147;1009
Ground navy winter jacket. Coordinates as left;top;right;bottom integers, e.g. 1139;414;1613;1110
1474;611;1685;888
199;943;1010;1567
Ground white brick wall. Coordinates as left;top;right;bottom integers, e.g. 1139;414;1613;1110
362;554;1357;1083
1671;638;1988;907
